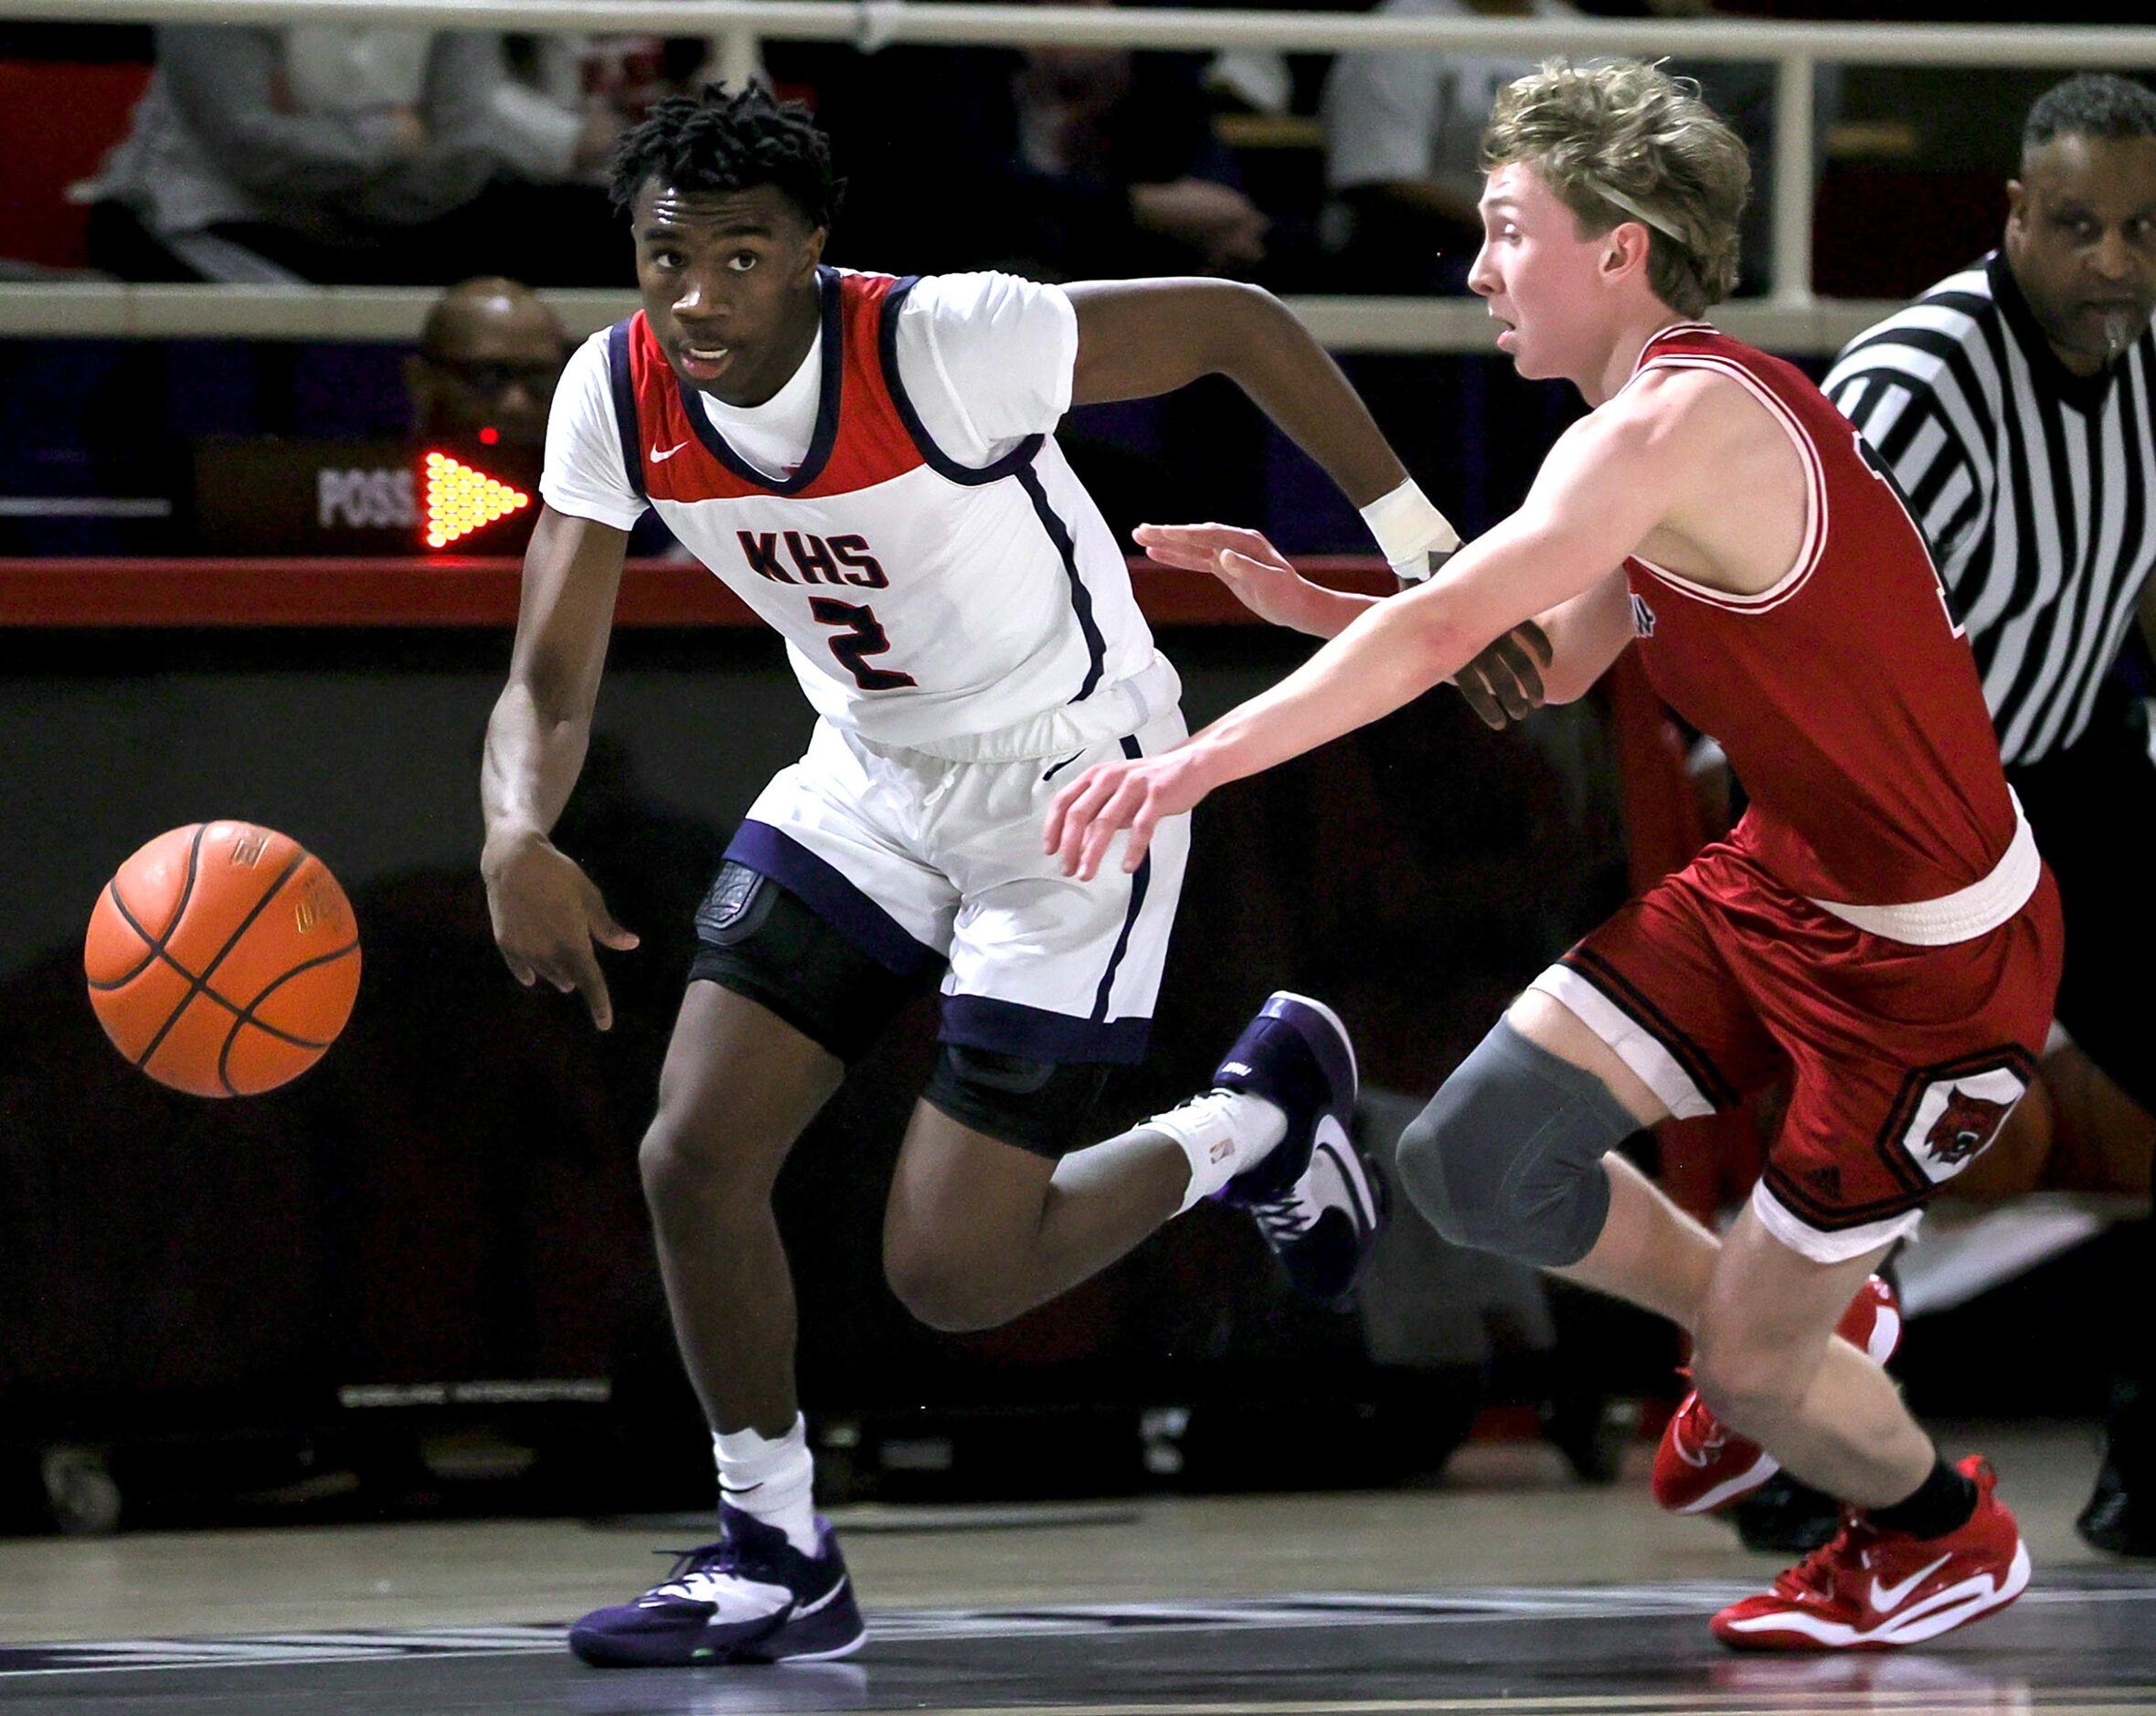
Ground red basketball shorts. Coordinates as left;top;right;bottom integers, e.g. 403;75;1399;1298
1528;841;2064;1262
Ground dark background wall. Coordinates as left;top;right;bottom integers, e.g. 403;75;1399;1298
0;619;1628;1515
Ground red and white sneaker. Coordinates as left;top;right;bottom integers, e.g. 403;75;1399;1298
1654;1274;1901;1516
1711;1456;2030;1650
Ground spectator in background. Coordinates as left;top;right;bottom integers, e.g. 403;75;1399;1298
406;275;569;453
1318;6;1588;539
779;26;1274;545
75;25;621;286
1321;0;1577;293
1646;0;1838;300
1321;0;1826;299
492;31;735;197
406;272;684;558
1822;71;2156;1560
798;23;1269;281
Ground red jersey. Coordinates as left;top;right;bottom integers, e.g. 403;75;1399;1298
1620;323;2019;909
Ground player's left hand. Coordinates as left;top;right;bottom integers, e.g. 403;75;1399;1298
1046;748;1212;880
1133;522;1322;633
1451;620;1553;729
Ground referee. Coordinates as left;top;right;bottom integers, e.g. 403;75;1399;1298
1824;72;2156;1559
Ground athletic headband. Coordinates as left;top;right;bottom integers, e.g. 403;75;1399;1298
1598;185;1689;247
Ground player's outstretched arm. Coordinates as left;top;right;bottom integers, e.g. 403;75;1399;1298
1046;404;1671;879
1132;518;1615;728
481;503;640;1031
1065;279;1459;612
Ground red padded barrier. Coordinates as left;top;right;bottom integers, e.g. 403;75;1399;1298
0;555;1394;628
0;59;152;270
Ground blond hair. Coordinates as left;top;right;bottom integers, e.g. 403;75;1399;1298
1482;58;1749;317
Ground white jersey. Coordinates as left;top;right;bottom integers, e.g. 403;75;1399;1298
542;268;1175;751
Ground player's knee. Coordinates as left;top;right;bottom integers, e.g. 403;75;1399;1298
1690;1299;1830;1433
882;1228;1014;1333
636;1106;770;1220
1394;1019;1632;1268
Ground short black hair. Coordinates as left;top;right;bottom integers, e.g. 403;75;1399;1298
2023;73;2156;157
609;82;843;228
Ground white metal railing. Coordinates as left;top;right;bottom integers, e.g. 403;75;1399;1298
3;2;2152;350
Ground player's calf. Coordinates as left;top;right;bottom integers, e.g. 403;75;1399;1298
1656;1274;1901;1517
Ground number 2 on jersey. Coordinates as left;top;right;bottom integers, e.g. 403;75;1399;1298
811;598;919;691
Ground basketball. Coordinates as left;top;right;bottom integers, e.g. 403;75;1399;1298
83;821;362;1097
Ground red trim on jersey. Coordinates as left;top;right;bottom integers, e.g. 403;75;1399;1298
1609;324;2021;907
1627;352;1829;614
625;274;926;503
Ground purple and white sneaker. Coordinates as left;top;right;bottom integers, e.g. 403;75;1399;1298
1211;992;1386;1306
568;1504;865;1668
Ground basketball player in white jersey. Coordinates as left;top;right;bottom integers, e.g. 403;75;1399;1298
479;83;1461;1668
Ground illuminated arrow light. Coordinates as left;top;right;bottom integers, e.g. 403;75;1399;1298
422;450;530;549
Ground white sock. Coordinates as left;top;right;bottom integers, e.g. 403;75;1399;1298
1146;1089;1289;1213
714;1414;817;1554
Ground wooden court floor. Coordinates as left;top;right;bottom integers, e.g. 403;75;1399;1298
1;1423;2151;1716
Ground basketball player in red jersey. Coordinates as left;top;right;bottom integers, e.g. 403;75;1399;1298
1049;58;2064;1651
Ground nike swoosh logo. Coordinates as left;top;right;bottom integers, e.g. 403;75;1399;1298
792;1574;848;1618
1672;1409;1728;1468
1870;1552;1952;1614
1041;750;1087;783
1313;1126;1374;1236
650;440;690;463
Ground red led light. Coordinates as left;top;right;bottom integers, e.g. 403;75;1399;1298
421;450;530;549
478;426;499;445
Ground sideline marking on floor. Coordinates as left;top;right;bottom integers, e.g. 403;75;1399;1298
1;1580;2151;1682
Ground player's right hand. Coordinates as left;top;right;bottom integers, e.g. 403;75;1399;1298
1451;620;1554;729
1133;522;1319;632
481;831;640;1032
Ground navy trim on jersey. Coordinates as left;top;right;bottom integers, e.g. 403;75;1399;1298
876;277;1046;485
1017;463;1109;701
876;275;1108;701
940;995;1152;1066
940;733;1157;1065
673;268;845;495
605;319;647;503
724;820;938;976
1088;733;1152;1022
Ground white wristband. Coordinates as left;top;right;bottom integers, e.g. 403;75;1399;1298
1360;478;1461;584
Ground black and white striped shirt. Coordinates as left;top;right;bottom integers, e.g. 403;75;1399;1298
1823;252;2156;767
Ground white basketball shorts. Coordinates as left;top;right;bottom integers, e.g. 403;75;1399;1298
723;704;1190;1065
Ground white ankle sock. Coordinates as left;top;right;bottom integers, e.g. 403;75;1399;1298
714;1414;817;1554
1147;1089;1289;1213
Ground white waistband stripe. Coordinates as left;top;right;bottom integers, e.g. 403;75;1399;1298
1810;794;2040;947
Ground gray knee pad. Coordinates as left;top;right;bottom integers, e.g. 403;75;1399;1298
1396;1018;1639;1267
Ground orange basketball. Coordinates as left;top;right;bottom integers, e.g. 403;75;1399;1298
83;821;362;1097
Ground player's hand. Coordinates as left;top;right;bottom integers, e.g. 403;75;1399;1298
1133;522;1322;633
1045;748;1211;880
1451;620;1553;730
481;830;640;1031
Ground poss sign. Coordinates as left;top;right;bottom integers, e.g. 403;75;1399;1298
190;439;539;555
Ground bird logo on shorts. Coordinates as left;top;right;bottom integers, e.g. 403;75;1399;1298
1924;1089;2013;1167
